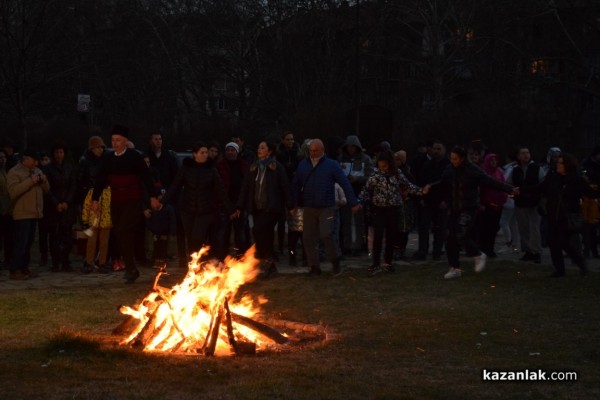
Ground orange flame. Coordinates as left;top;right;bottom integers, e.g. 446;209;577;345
119;245;271;354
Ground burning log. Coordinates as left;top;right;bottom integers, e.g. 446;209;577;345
224;299;238;354
202;305;224;356
132;304;166;348
230;312;289;345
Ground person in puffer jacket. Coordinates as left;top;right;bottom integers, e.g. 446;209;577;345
430;146;515;280
359;150;423;276
292;139;361;276
160;141;233;260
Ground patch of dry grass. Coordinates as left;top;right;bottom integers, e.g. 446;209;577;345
1;261;599;399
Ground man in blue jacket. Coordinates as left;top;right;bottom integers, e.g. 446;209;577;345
292;139;361;275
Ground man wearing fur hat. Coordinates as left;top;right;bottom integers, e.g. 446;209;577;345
7;149;50;280
338;135;373;257
92;125;160;284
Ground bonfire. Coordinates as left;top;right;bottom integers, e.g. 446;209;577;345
113;246;330;356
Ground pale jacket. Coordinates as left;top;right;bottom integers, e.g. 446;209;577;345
7;162;49;220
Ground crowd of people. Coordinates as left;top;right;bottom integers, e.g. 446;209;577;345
1;130;599;283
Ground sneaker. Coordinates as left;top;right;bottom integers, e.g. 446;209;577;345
382;263;395;273
474;253;487;273
367;265;382;276
444;267;462;279
113;259;126;271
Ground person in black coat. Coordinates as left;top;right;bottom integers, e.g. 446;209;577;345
520;153;600;277
236;141;292;277
160;141;232;260
42;142;77;271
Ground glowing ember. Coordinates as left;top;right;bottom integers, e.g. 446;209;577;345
117;246;285;355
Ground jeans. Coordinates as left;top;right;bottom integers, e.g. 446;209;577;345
340;204;365;251
303;206;338;267
10;218;38;274
416;201;448;256
515;206;541;254
371;206;400;266
499;203;520;247
446;210;480;268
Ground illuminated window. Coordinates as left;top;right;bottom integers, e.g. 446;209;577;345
465;29;473;42
531;59;546;74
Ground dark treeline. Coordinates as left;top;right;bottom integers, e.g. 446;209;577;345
1;0;599;159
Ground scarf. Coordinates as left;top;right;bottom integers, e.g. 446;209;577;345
254;157;272;210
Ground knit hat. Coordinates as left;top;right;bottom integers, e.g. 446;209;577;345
111;124;129;138
225;142;240;153
88;135;106;150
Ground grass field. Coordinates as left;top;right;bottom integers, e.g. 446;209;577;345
1;260;599;399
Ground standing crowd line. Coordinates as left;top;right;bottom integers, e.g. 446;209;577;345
1;130;600;283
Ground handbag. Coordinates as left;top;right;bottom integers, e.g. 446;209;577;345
287;208;304;232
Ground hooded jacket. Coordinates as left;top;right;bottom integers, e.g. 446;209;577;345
480;153;508;209
338;135;374;194
540;147;561;179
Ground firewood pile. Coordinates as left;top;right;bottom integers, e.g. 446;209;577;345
112;247;330;356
